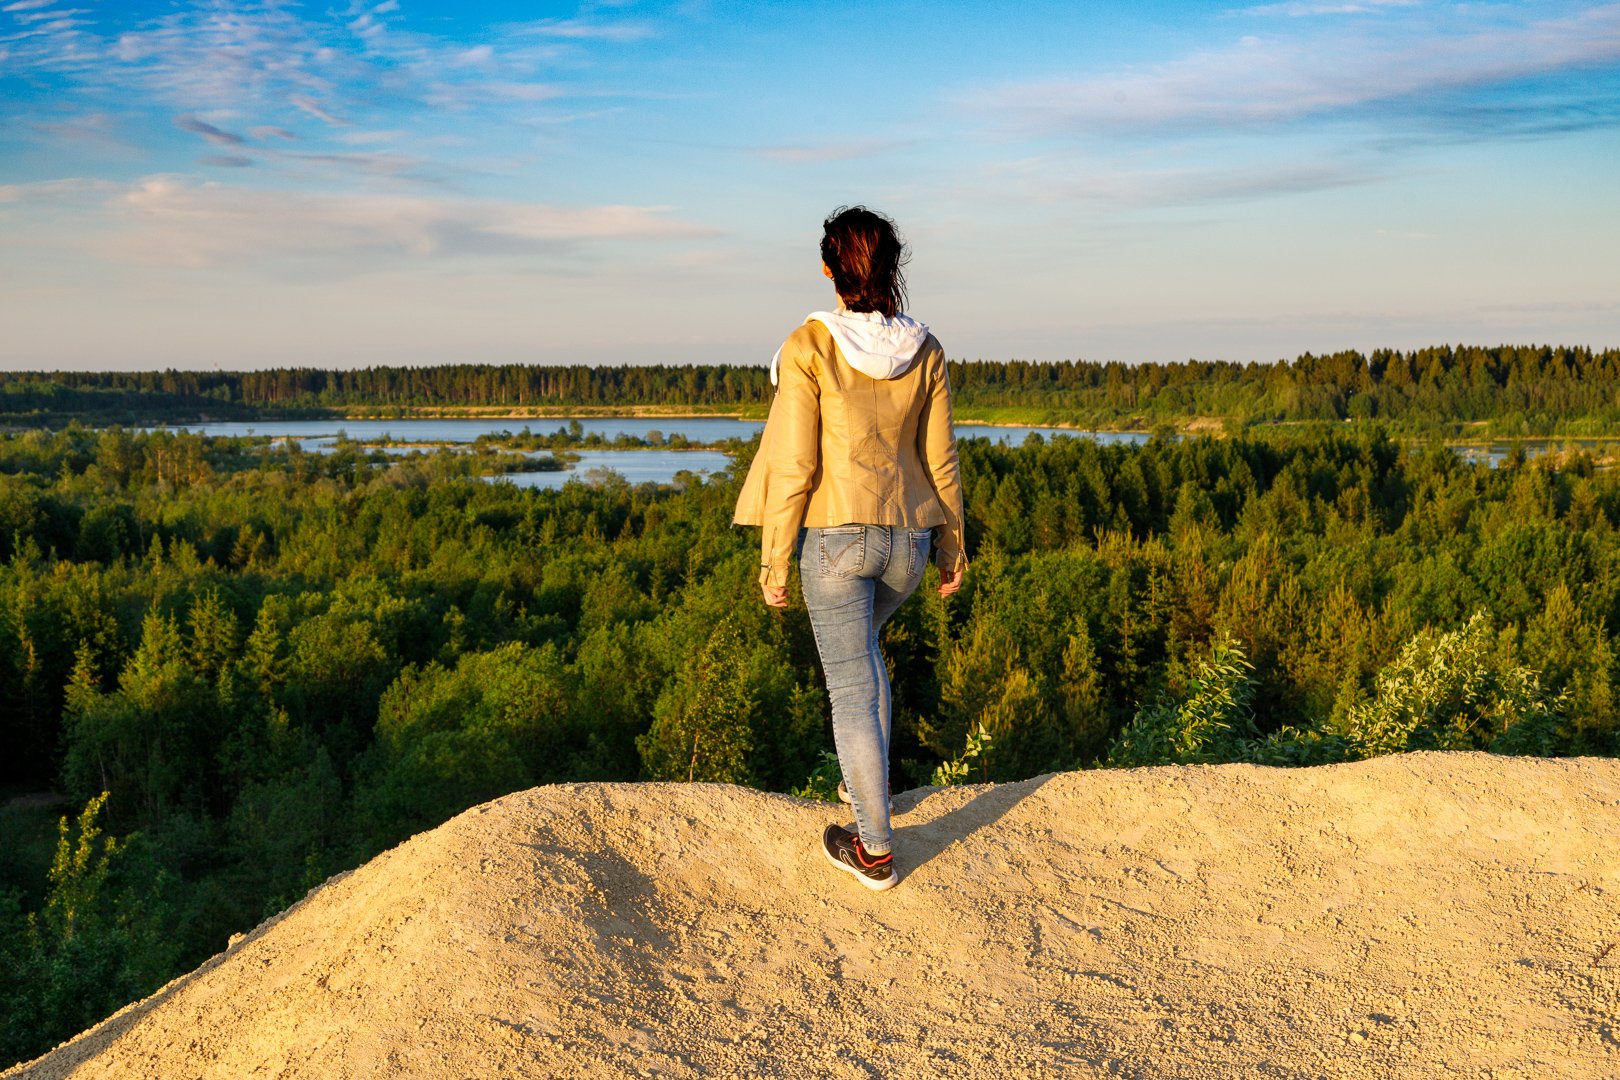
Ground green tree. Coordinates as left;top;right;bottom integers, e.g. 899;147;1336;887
1332;613;1564;757
639;617;757;784
359;642;574;840
1107;636;1255;767
0;794;172;1067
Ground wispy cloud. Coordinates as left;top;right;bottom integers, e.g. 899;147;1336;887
289;95;348;127
10;5;92;26
102;4;336;108
974;4;1620;135
750;139;907;163
508;17;656;43
176;115;246;146
1237;0;1417;16
5;0;651;160
991;156;1383;207
0;176;115;203
77;177;714;267
424;81;564;107
27;112;139;154
336;129;404;146
279;150;426;178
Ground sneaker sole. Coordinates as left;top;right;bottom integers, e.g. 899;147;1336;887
821;837;899;892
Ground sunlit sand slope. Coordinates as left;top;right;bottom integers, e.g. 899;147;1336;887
9;753;1620;1079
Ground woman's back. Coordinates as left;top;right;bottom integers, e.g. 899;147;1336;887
733;317;963;576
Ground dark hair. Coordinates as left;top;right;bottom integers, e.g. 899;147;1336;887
820;205;908;318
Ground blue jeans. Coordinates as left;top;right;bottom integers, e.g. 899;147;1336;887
799;524;933;855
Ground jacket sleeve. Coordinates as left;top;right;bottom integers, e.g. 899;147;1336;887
917;347;967;573
758;336;820;587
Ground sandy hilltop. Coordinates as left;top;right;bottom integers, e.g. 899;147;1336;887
8;754;1620;1079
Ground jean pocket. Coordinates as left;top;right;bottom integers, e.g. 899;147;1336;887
818;526;867;578
906;528;933;578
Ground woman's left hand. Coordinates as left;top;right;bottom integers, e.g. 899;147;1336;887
761;583;788;607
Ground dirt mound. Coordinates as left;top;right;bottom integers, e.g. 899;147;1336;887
8;753;1620;1078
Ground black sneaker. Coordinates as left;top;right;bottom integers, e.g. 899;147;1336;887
821;824;897;891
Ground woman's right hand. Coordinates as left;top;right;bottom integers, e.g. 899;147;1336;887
761;583;789;607
937;567;963;598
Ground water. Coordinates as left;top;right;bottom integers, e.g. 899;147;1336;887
491;450;736;490
970;428;1150;447
142;411;1114;482
134;415;1614;484
1452;441;1618;468
164;417;765;444
147;416;1106;447
140;416;1127;486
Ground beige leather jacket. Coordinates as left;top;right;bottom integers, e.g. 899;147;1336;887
733;319;967;587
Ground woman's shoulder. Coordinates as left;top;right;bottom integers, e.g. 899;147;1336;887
775;320;838;380
782;319;836;352
917;329;946;369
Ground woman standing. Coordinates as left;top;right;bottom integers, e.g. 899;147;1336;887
734;206;967;891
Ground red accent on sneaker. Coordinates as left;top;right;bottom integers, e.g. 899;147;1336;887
854;842;892;869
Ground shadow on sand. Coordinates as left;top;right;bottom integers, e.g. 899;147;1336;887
889;773;1058;875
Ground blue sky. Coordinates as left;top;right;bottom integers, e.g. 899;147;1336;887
2;0;1617;370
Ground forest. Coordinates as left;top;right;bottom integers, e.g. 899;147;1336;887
3;418;1619;1066
7;343;1620;434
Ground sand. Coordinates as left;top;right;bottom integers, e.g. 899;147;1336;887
8;752;1620;1078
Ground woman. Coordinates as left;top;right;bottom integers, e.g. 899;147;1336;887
733;206;967;891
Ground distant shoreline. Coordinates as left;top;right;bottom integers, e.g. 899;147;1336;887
17;403;1620;445
328;405;1152;434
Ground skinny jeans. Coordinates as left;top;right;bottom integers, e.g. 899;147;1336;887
799;523;932;855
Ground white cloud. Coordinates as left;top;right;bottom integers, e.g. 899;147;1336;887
0;176;115;203
6;0;649;136
750;139;907;163
1092;162;1380;205
427;80;564;106
336;129;404;146
290;95;349;126
509;18;655;43
278;150;424;177
176;114;246;146
12;7;91;26
1237;0;1418;16
976;151;1383;208
26;111;138;154
85;177;713;267
975;4;1620;134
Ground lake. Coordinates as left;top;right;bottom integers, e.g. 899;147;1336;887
153;416;1133;446
171;417;761;444
1451;441;1620;468
147;417;1147;487
490;450;736;490
137;416;1610;483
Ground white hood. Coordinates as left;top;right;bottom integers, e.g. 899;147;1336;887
770;309;931;386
